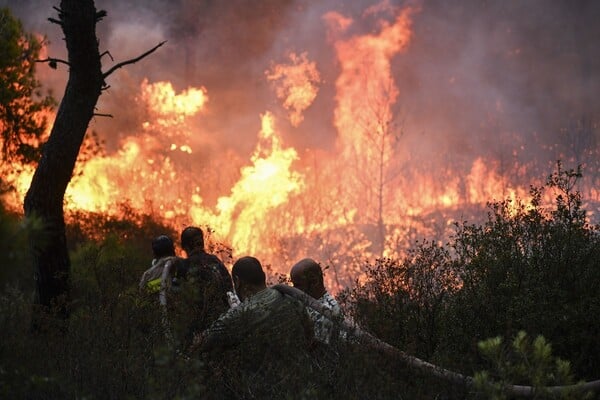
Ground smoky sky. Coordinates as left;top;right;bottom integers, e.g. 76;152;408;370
2;0;599;177
399;0;600;170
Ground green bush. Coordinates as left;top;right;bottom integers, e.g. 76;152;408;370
339;241;459;361
342;163;600;397
0;203;42;290
473;331;593;400
447;163;600;377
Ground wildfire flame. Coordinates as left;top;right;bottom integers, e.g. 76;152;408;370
140;78;208;129
325;7;412;152
266;52;321;127
2;3;595;292
191;111;304;256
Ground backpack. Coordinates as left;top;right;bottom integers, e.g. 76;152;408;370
139;256;179;305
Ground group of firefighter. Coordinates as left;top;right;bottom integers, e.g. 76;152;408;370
138;227;600;399
139;226;350;394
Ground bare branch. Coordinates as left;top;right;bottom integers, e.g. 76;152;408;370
48;6;65;25
36;58;70;69
100;50;114;62
102;41;166;79
95;10;107;22
47;17;62;26
93;113;113;118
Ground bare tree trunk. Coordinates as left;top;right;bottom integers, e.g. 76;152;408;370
24;0;103;317
376;130;386;258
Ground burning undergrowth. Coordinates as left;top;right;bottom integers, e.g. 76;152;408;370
2;1;600;291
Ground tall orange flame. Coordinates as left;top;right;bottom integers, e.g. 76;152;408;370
191;111;304;256
326;7;413;152
2;3;593;293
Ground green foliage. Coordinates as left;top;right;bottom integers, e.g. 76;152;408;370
0;229;204;399
0;202;43;288
339;241;459;361
0;226;422;399
0;7;56;168
447;162;600;376
342;162;600;397
473;331;592;400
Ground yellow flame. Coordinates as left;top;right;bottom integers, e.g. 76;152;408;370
140;79;208;128
266;52;321;127
58;79;208;218
190;111;304;255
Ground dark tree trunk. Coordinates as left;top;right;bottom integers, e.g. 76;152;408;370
24;0;103;316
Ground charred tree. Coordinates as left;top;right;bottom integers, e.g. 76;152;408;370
24;0;102;317
24;0;163;318
357;76;403;258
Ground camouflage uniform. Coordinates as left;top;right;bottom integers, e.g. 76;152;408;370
308;291;343;344
171;250;233;345
202;287;312;350
201;287;315;398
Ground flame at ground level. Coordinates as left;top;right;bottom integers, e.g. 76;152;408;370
3;3;600;293
2;100;592;294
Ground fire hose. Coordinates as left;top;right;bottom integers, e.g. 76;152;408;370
272;284;600;398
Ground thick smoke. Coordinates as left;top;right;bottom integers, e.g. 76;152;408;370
395;0;600;175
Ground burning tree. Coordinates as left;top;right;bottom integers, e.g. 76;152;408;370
24;0;163;318
327;6;412;258
357;76;404;257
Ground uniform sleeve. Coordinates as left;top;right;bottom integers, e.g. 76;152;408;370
300;305;315;345
200;305;243;351
139;270;149;291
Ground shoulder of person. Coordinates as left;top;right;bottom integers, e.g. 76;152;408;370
205;253;225;266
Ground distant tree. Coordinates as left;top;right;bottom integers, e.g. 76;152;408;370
353;76;403;257
24;0;163;318
0;8;55;170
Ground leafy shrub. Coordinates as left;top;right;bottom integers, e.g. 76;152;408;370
447;163;600;377
473;331;593;400
339;240;460;361
342;163;600;397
